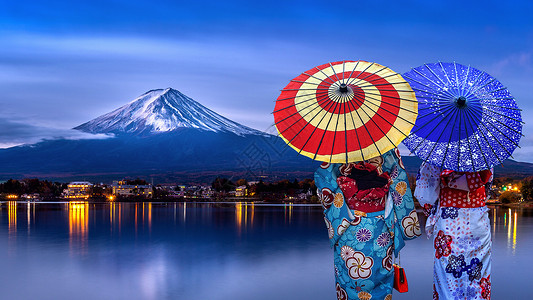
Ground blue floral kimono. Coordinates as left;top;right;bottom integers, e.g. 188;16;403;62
315;148;421;300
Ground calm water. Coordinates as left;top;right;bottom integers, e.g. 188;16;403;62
0;202;531;300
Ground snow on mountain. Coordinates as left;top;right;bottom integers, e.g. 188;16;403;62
74;88;265;136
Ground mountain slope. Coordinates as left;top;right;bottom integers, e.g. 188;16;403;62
74;88;263;136
1;87;532;183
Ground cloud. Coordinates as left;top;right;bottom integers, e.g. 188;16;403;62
488;51;533;76
0;118;112;149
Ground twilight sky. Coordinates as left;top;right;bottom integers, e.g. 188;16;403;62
1;0;532;161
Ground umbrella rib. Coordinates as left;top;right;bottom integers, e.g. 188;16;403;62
358;71;400;84
457;106;462;171
462;105;505;166
404;76;456;102
414;102;457;126
460;64;472;93
345;60;361;86
412;68;445;91
418;66;456;100
409;86;451;102
281;88;330;91
303;71;336;85
428;63;455;99
464;70;487;96
342;60;348;163
452;62;461;97
281;93;340;154
415;101;455;120
478;113;522;149
481;115;521;152
438;108;461;169
427;63;448;86
357;91;418;115
289;80;331;87
410;105;458;153
351;96;397;153
460;107;477;172
403;73;440;91
348;65;388;86
274;93;332;133
462;107;490;170
316;67;338;86
329;62;341;83
273;93;328;114
354;97;411;138
342;91;349;163
472;117;506;166
472;87;509;99
416;100;454;112
313;94;343;160
484;107;525;127
469;77;498;95
275;90;327;102
355;92;417;126
358;88;416;93
349;95;382;158
326;92;345;162
471;99;521;111
344;95;366;161
273;90;332;116
345;62;375;86
342;60;346;85
361;90;419;103
354;81;411;89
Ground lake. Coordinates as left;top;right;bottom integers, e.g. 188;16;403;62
0;202;531;299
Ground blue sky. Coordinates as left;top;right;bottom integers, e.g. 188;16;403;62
1;0;532;161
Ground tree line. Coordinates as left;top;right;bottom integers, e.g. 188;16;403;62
0;179;66;198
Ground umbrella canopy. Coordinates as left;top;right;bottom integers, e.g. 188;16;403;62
273;60;417;163
402;62;523;172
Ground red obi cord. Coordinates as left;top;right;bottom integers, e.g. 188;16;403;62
337;162;391;213
439;169;492;208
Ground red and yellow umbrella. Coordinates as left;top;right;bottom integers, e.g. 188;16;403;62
273;60;417;163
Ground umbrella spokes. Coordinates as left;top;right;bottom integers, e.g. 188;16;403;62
402;62;522;171
274;60;417;163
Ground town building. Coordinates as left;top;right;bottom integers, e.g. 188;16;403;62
112;180;153;198
64;182;93;199
235;185;247;197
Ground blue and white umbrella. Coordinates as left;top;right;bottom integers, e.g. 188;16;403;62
402;62;523;172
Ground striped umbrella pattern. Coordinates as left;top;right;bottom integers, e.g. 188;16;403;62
273;60;418;163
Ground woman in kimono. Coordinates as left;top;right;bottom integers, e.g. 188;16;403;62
415;162;493;300
315;148;421;300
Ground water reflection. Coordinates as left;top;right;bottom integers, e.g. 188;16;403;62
234;202;258;235
0;202;531;300
489;206;523;255
8;201;17;235
69;201;88;254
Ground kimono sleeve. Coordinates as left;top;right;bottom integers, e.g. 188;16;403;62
383;149;421;256
414;162;441;207
314;163;356;248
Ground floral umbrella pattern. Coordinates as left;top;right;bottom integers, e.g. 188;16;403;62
402;62;522;171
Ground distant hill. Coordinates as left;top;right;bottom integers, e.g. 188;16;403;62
0;88;531;183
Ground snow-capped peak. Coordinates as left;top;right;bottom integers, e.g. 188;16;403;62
74;88;264;136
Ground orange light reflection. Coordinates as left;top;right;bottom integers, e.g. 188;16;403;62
69;201;88;254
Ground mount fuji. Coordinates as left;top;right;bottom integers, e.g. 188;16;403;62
75;88;263;136
0;88;317;183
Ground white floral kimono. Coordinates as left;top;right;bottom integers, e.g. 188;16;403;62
415;162;492;300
